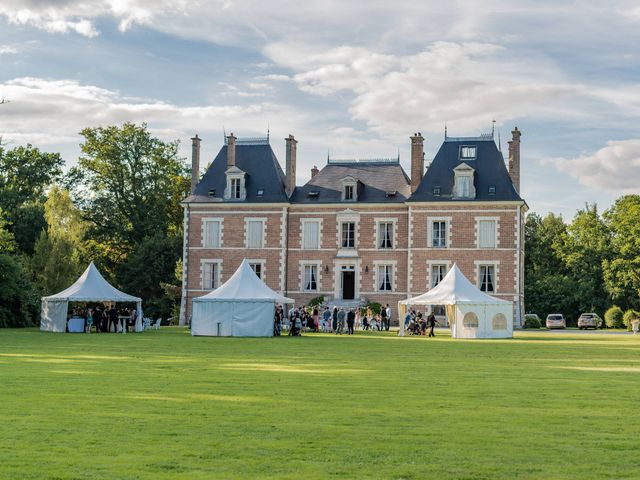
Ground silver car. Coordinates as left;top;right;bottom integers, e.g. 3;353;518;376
546;314;566;329
578;313;602;329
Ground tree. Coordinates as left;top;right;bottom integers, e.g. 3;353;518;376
0;145;63;253
602;195;640;310
30;187;88;294
70;123;190;260
0;254;39;327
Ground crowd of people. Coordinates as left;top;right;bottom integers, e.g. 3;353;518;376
68;305;138;333
273;303;403;336
404;309;438;336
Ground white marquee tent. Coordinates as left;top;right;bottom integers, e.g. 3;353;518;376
41;262;142;333
191;259;294;337
399;264;513;339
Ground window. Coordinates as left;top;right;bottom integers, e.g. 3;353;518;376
460;146;477;159
378;222;393;249
492;313;507;330
202;262;220;290
246;220;265;248
341;222;355;248
431;264;447;288
377;265;393;291
249;262;262;279
203;219;221;248
458;175;471;197
478;219;496;248
303;265;318;291
256;188;264;197
453;164;475;199
230;178;241;199
432;221;447;248
488;185;496;195
433;187;441;196
344;184;354;200
302;221;320;249
479;265;495;293
463;312;479;328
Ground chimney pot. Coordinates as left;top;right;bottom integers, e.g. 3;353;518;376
508;127;521;194
190;134;202;194
285;134;298;197
226;133;237;168
410;132;425;193
311;165;319;178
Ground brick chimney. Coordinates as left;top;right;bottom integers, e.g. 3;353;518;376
226;133;236;168
508;127;521;194
311;165;319;178
285;134;297;197
410;132;424;193
190;134;201;194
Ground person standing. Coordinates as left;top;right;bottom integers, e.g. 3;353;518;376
337;308;346;335
108;306;118;333
346;309;355;335
322;306;331;332
427;311;437;337
312;306;319;332
332;307;338;333
385;304;391;331
380;306;387;331
354;308;361;331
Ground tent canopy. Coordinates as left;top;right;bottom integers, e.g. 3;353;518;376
44;262;141;303
194;259;293;304
400;263;510;306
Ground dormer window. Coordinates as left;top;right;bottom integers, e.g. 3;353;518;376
453;163;476;199
433;187;441;196
341;176;358;201
488;185;496;195
345;185;354;200
224;166;247;201
460;146;477;160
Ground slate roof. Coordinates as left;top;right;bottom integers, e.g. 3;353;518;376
184;143;289;203
409;137;523;202
290;161;411;204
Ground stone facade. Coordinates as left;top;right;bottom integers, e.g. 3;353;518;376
180;130;526;327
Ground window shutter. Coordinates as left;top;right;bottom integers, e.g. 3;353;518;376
303;222;319;249
479;220;496;248
203;263;213;289
247;221;263;248
204;221;220;248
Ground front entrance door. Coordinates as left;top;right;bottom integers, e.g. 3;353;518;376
342;271;355;300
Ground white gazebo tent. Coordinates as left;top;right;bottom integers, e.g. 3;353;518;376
41;262;143;333
191;259;294;337
399;264;513;339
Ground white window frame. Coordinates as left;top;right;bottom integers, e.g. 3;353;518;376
476;262;498;293
341;177;358;201
427;217;451;249
301;219;321;250
376;264;394;292
224;170;247;200
453;165;475;199
201;259;222;291
341;221;356;249
302;264;319;292
375;219;396;249
475;217;499;249
247;259;266;281
245;218;267;249
201;217;223;248
460;145;477;160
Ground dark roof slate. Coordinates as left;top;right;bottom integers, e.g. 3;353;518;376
409;138;523;202
185;144;289;203
290;162;411;204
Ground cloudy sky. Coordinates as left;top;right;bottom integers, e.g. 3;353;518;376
1;1;639;218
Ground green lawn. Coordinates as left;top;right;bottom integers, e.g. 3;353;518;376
1;328;639;480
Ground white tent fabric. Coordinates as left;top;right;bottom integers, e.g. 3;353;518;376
40;262;143;333
399;264;513;339
192;259;294;337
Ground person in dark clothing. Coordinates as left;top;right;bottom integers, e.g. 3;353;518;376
427;311;437;337
108;307;119;333
346;309;355;335
93;307;103;333
380;306;388;331
332;307;338;333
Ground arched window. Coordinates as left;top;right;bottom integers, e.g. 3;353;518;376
463;312;479;328
492;313;507;330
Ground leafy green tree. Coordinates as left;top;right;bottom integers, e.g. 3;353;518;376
0;145;63;253
604;305;624;328
30;187;88;294
0;254;39;327
0;210;16;253
71;123;190;258
602;195;640;309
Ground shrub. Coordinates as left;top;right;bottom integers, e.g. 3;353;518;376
523;314;541;329
604;306;624;328
365;302;382;316
623;309;640;331
307;295;325;308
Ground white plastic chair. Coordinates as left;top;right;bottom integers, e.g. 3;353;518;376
143;318;151;330
151;318;161;330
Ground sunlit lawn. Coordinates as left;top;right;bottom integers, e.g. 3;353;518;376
1;327;639;479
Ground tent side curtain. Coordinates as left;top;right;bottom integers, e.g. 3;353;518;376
41;299;68;332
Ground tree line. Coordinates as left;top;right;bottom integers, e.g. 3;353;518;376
0;123;189;327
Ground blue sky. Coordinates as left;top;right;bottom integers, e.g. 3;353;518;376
1;1;640;218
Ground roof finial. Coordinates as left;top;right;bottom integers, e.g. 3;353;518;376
267;124;270;142
444;121;448;139
327;148;330;162
498;130;502;152
223;126;226;144
492;119;496;138
397;147;400;162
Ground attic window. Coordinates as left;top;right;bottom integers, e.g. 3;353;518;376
344;184;354;200
208;189;216;197
460;146;477;160
385;190;397;197
488;185;496;195
308;191;320;197
257;188;264;197
433;187;441;196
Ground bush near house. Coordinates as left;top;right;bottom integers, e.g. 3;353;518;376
623;309;640;331
604;306;624;328
523;314;542;329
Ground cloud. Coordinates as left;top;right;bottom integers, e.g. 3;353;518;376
548;139;640;193
0;45;19;55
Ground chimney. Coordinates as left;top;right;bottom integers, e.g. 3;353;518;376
508;127;521;194
285;134;297;197
410;132;424;193
311;165;319;178
226;133;236;168
190;134;201;194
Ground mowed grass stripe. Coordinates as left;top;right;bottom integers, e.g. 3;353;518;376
0;328;638;479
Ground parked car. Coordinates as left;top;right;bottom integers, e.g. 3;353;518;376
577;313;602;330
546;314;566;329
